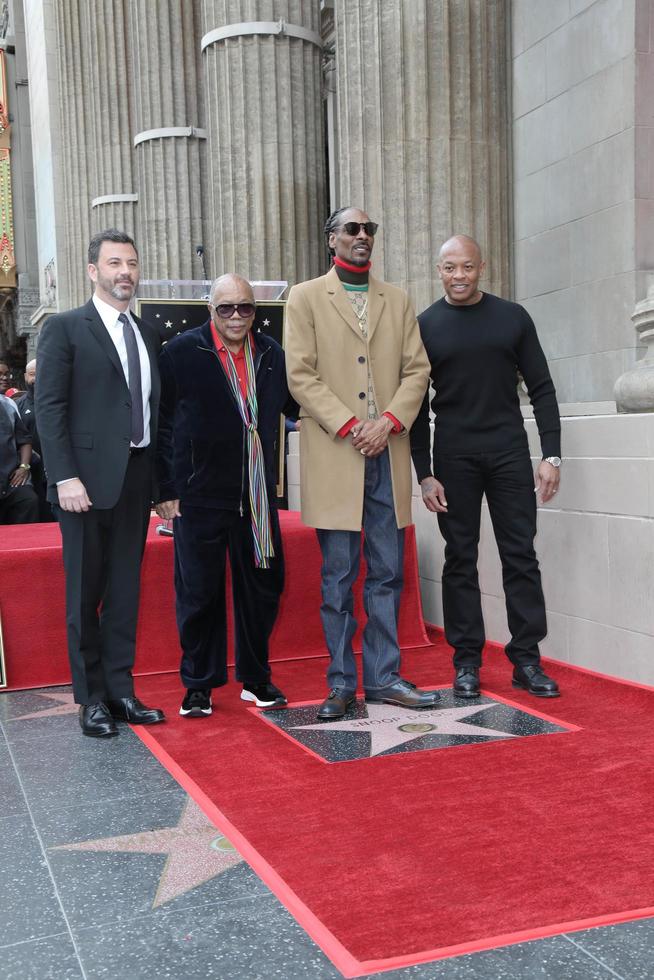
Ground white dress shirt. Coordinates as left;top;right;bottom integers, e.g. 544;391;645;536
92;293;152;448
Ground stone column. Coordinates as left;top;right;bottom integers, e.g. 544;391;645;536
52;0;92;308
54;0;137;308
130;0;206;281
332;0;510;312
201;0;326;286
614;283;654;412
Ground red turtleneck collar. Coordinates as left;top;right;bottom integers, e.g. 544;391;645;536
333;256;371;274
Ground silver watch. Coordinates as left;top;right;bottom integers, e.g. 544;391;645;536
543;456;562;467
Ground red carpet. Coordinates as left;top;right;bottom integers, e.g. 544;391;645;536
134;639;654;977
0;513;427;690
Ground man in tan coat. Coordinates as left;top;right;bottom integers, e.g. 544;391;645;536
286;206;438;719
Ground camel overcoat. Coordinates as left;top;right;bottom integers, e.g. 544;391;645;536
285;267;430;531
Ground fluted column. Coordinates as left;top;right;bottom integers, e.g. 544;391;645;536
201;0;326;286
332;0;510;312
85;1;137;237
130;0;206;281
54;0;137;307
53;0;93;308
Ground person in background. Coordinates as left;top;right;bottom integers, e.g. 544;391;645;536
16;359;55;521
0;391;39;524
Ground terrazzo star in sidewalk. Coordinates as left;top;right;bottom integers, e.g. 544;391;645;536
51;798;242;908
294;701;517;757
10;691;79;720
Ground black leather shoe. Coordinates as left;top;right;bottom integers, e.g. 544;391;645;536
79;702;118;738
365;679;440;709
317;689;356;720
453;666;480;698
106;697;165;724
512;664;560;698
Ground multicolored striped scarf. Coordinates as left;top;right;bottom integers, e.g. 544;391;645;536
212;328;274;568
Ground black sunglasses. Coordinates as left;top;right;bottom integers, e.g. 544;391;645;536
211;303;256;319
340;221;378;237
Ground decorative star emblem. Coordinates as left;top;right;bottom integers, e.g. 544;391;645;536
155;313;161;318
51;799;242;907
262;318;270;327
12;692;79;720
293;702;517;757
164;320;173;329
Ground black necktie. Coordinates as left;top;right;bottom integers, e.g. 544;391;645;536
119;313;144;445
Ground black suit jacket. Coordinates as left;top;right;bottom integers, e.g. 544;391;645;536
35;299;161;509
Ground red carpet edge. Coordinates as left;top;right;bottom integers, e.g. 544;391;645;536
133;720;654;977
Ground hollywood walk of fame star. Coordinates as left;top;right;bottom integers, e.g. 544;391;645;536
293;701;518;757
51;798;243;908
12;691;79;721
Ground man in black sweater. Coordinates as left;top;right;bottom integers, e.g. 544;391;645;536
411;235;561;698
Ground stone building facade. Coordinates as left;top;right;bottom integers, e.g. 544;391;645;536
4;0;654;681
5;0;511;337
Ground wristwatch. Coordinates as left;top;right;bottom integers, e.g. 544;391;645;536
18;462;31;471
543;456;561;467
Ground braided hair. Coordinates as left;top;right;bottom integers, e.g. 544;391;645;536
324;207;352;257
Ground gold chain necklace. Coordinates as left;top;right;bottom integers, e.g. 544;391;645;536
352;296;368;330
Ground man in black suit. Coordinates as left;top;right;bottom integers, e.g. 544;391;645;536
36;229;165;737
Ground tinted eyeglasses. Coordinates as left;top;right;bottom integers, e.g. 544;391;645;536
211;303;256;319
340;221;378;237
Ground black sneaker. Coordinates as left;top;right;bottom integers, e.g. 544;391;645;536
240;682;287;708
179;689;212;717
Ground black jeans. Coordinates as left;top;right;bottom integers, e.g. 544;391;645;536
174;505;284;690
0;485;40;524
435;447;547;668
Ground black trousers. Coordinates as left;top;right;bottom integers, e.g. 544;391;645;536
173;505;284;690
0;485;40;524
435;448;547;668
57;453;152;703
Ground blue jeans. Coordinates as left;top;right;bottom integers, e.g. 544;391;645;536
316;450;405;695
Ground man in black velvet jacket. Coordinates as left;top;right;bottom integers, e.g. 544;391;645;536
411;235;562;700
155;274;296;718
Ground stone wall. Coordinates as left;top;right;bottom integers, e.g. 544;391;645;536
512;0;654;403
412;412;654;686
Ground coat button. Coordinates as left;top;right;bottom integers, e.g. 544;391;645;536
358;355;365;363
358;392;366;399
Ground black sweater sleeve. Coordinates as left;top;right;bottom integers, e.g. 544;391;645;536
516;310;561;458
409;389;433;482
